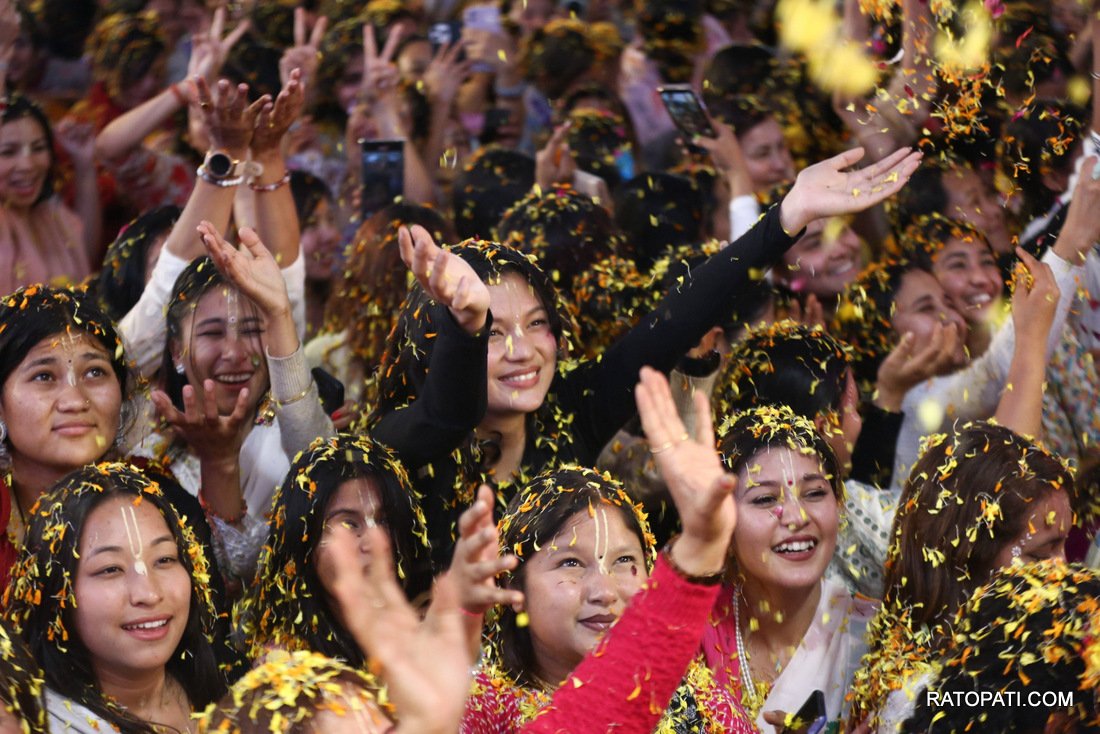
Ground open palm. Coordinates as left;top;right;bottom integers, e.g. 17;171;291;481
399;224;490;335
199;221;289;318
781;146;923;233
635;367;736;546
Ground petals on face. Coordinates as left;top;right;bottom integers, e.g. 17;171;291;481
733;447;839;596
315;478;385;599
484;272;557;425
992;491;1071;569
932;237;1002;322
0;332;122;474
781;217;863;297
174;286;268;416
521;508;647;684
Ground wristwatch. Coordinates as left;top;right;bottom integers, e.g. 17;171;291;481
197;150;263;186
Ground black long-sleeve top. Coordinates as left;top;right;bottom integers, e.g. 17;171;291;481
374;205;800;565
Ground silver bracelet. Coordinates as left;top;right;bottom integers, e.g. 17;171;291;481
196;164;244;187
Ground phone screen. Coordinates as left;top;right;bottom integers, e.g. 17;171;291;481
658;86;716;139
463;4;502;31
360;140;404;221
462;4;501;73
780;690;827;734
429;21;462;53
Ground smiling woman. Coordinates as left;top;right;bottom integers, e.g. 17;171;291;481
705;404;873;732
0;286;132;587
0;95;93;293
372;145;924;570
1;462;227;734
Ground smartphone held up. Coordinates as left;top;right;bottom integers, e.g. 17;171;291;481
359;139;405;222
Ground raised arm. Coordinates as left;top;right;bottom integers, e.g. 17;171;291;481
54;119;101;259
522;368;736;733
245;68;306;271
833;0;935;161
565;146;923;454
95;7;247;161
371;225;492;466
199;220;334;455
162;78;268;263
350;25;435;206
117;78;268;377
994;250;1060;437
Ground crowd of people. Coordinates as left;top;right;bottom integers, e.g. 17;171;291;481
0;0;1099;732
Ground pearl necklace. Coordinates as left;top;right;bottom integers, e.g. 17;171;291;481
732;586;762;716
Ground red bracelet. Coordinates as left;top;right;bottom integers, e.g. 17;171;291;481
249;171;292;192
170;82;188;107
198;490;248;524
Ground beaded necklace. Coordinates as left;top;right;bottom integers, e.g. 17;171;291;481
732;586;766;721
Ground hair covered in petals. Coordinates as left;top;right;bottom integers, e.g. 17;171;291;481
901;560;1100;733
238;434;430;664
2;462;225;733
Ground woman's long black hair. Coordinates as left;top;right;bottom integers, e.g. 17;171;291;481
2;463;227;734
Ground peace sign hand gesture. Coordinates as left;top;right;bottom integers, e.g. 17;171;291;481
279;7;328;90
188;6;250;84
362;24;403;111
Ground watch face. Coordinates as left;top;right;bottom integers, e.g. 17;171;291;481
207;152;233;177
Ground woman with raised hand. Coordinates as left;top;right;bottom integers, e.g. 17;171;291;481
705;402;874;732
371;145;922;562
3;462;228;734
118;69;304;382
459;366;746;732
136;215;332;585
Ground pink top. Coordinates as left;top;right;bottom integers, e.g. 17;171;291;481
0;198;88;295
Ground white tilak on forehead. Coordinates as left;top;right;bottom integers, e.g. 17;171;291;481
121;504;148;576
58;331;82;387
357;483;379;530
593;506;611;575
225;286;239;341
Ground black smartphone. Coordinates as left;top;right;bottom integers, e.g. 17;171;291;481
780;690;827;734
480;107;512;144
311;367;345;416
658;84;716;139
359;139;404;221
